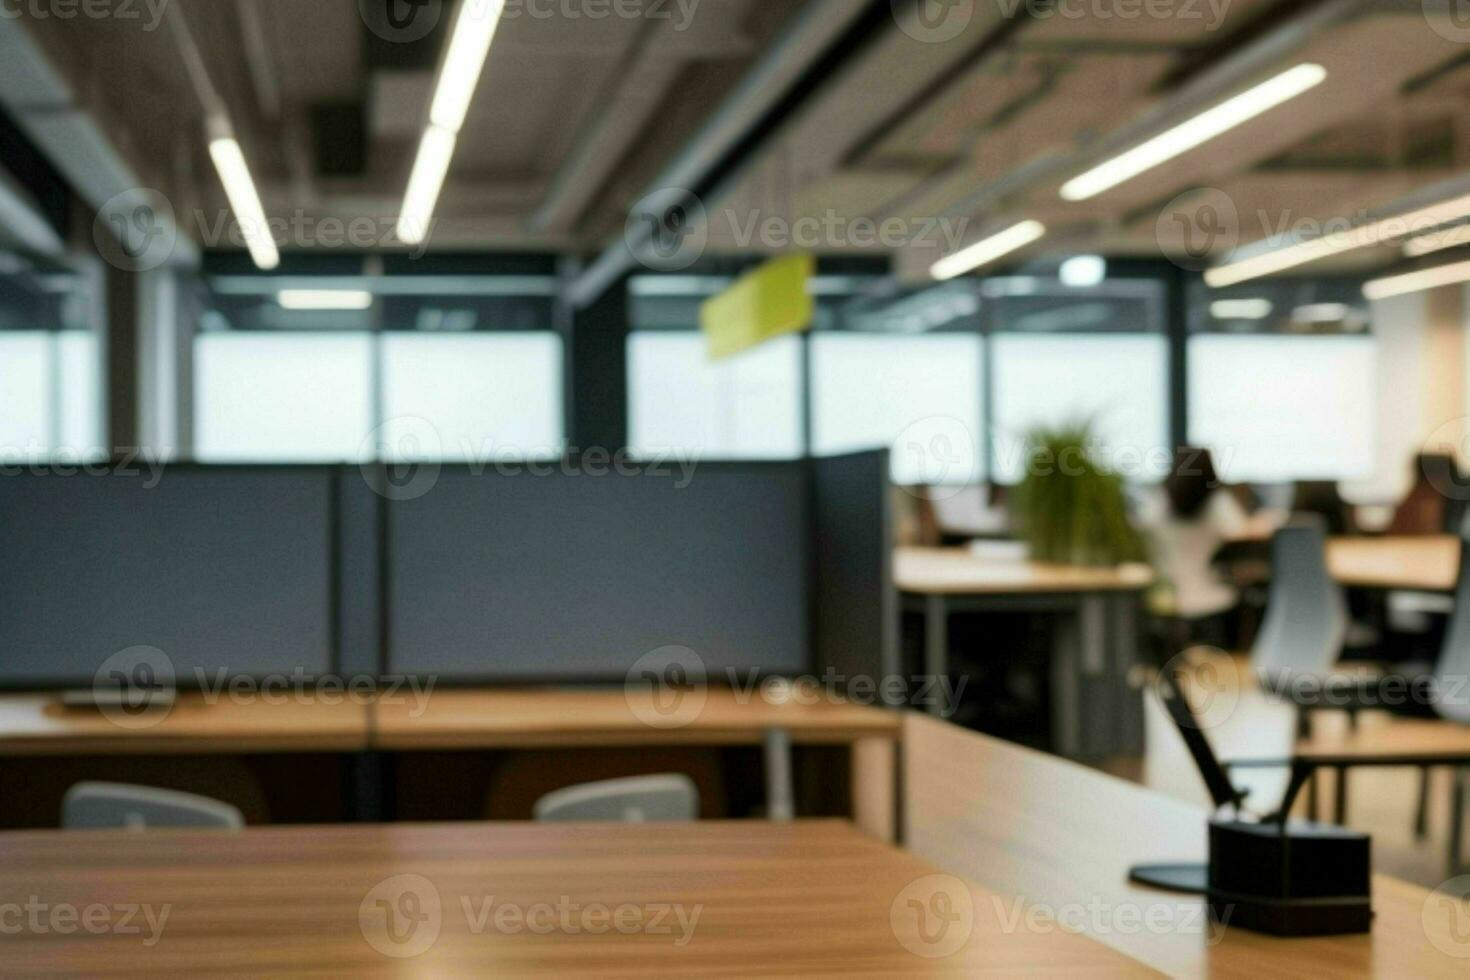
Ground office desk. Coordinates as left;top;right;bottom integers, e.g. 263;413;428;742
1224;716;1470;873
904;713;1470;977
0;820;1150;976
0;693;369;755
1226;534;1461;592
895;546;1152;758
1326;535;1461;592
374;688;900;842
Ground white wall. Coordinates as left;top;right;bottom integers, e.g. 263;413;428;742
1344;286;1466;504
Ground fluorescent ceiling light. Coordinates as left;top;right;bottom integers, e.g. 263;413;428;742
430;0;506;133
1208;189;1470;287
1060;64;1327;202
1404;223;1470;258
398;0;505;248
1363;260;1470;301
1210;298;1273;320
208;137;279;271
277;290;373;311
931;221;1046;281
1059;255;1106;287
399;125;457;246
1292;303;1350;323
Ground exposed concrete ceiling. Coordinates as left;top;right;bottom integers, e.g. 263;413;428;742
3;0;1469;285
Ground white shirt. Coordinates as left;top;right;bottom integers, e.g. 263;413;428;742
1139;488;1248;619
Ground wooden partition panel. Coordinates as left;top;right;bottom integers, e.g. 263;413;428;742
901;713;1466;978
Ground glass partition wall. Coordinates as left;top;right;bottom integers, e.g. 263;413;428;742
0;253;104;463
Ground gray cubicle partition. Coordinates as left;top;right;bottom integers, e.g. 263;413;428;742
383;463;812;681
810;450;900;695
1;453;896;690
0;467;339;688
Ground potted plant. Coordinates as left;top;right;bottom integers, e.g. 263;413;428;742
1013;421;1146;567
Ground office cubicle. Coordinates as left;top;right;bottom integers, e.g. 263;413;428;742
0;466;345;688
0;451;896;690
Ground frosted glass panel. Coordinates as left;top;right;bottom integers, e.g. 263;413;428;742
195;333;374;462
1189;335;1376;482
992;334;1170;482
57;331;103;458
0;333;50;461
380;333;564;460
811;333;983;484
628;333;802;459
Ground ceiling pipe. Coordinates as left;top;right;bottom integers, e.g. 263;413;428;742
566;0;888;310
0;18;198;267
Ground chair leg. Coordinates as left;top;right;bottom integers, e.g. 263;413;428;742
1415;766;1432;841
1334;766;1348;825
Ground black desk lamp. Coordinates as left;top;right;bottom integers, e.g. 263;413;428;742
1128;665;1372;936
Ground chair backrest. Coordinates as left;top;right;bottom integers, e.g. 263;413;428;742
62;782;245;830
1435;542;1470;724
1251;523;1346;681
533;775;698;823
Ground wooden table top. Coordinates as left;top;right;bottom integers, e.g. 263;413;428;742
903;713;1470;978
0;692;369;756
895;546;1154;596
1325;535;1461;592
0;688;899;757
0;820;1151;977
373;687;901;750
1273;716;1470;765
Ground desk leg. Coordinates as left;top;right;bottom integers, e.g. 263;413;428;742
1110;594;1144;757
851;737;896;843
1051;612;1083;759
763;728;795;823
924;595;950;717
348;752;387;823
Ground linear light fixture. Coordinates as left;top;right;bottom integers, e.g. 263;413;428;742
1209;298;1273;320
931;221;1046;281
1207;189;1470;287
1292;303;1350;323
1363;260;1470;301
398;0;506;245
1060;64;1327;202
208;137;279;271
1404;223;1470;258
399;126;458;246
277;289;374;311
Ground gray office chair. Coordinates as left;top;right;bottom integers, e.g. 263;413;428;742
533;774;698;823
1252;522;1348;701
62;782;245;830
1430;542;1470;726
